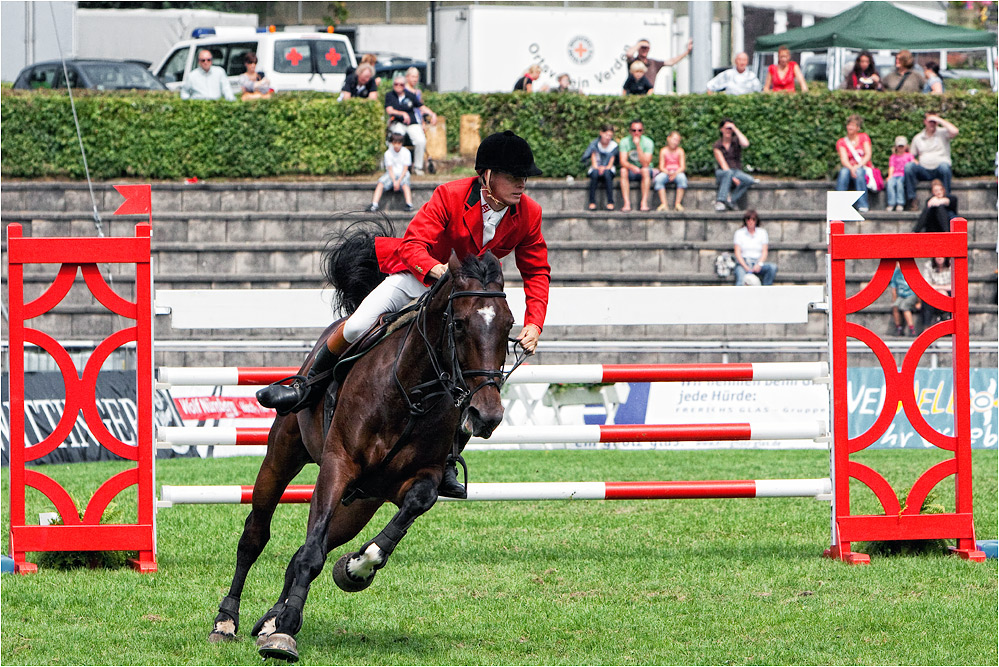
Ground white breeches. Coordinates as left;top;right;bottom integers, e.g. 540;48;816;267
343;272;428;342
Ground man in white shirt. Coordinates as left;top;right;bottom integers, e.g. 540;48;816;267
706;52;762;95
181;50;236;101
904;112;959;209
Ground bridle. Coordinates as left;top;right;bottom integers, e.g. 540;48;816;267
394;273;528;416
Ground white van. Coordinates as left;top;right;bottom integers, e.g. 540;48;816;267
152;28;357;95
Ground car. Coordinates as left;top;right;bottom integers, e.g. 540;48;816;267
152;29;356;95
374;59;428;88
12;59;167;91
800;53;896;84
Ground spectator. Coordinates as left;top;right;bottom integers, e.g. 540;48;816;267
625;38;693;89
763;45;808;93
582;124;619;211
367;133;414;213
385;75;437;176
912;179;958;233
904;112;959;209
514;65;541;93
180;49;235;101
922;61;944;94
885;136;914;211
920;256;952;327
653;131;687;211
619;119;655;212
834;113;873;213
733;210;777;286
841;50;882;91
340;63;378;100
889;265;919;337
404;66;427;123
622;60;654;96
712;118;754;211
882;50;925;92
360;53;382;89
553;73;575;93
237;52;272;101
706;52;762;95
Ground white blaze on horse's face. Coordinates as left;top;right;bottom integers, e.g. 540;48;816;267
477;305;496;327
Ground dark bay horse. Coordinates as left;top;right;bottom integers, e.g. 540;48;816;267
208;226;515;662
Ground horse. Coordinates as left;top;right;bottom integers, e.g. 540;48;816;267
208;223;517;662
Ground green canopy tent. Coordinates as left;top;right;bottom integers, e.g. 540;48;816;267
754;2;997;90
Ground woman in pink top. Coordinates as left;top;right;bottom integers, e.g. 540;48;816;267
834;114;872;212
653;131;687;211
763;46;808;93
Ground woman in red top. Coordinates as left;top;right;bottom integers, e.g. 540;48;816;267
763;45;808;93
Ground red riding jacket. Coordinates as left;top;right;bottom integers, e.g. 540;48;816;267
375;176;551;330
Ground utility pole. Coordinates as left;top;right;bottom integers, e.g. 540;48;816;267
689;1;712;93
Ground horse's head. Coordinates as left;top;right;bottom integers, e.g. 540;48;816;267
442;251;514;438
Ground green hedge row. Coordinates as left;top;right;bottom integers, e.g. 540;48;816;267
0;91;384;180
2;88;995;180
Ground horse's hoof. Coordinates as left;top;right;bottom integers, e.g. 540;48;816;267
208;630;236;644
333;553;374;592
258;633;299;662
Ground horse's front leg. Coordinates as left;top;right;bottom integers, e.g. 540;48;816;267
333;471;440;593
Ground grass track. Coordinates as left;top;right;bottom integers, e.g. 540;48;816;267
2;449;997;666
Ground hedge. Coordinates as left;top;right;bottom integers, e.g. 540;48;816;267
2;88;995;180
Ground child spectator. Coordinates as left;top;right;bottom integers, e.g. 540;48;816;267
653;131;687;211
367;133;414;212
582;124;619;210
920;256;952;326
889;265;919;337
886;136;914;211
622;60;654;96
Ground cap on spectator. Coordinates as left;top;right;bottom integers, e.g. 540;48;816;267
475;130;543;177
894;136;908;147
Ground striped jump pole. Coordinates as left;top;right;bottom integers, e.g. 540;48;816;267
156;362;829;387
155;421;827;448
159;478;833;506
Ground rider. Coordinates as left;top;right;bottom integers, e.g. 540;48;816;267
258;130;551;497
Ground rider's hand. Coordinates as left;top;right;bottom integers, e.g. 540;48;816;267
427;263;448;281
516;324;541;354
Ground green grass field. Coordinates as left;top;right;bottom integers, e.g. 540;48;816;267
3;449;997;666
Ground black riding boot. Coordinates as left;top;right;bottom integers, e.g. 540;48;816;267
438;456;467;499
257;331;344;415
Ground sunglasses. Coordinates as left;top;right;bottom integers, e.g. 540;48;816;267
199;58;213;62
630;128;643;133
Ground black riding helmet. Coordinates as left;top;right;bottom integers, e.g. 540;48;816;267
474;130;543;178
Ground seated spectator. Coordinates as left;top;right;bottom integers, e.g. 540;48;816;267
706;52;762;95
360;53;382;89
181;49;235;101
841;50;882;91
237;52;272;101
713;118;754;211
763;45;808;93
619;119;655;212
835;114;872;213
889;264;919;337
904;112;959;209
582;124;619;211
622;60;654;96
340;64;378;100
733;210;777;286
883;50;925;92
367;133;413;213
922;61;944;94
513;65;541;93
385;75;437;176
920;256;952;326
885;136;914;211
912;179;958;233
653;131;687;211
625;37;693;90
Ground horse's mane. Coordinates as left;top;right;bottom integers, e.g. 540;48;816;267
457;252;503;287
321;214;395;317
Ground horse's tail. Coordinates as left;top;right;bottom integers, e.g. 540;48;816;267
322;214;396;317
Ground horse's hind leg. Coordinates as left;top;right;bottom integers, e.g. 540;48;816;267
209;416;310;643
333;472;439;593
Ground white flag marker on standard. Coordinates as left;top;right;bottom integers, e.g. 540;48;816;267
826;191;865;223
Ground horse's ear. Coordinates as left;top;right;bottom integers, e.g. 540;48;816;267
447;251;462;278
